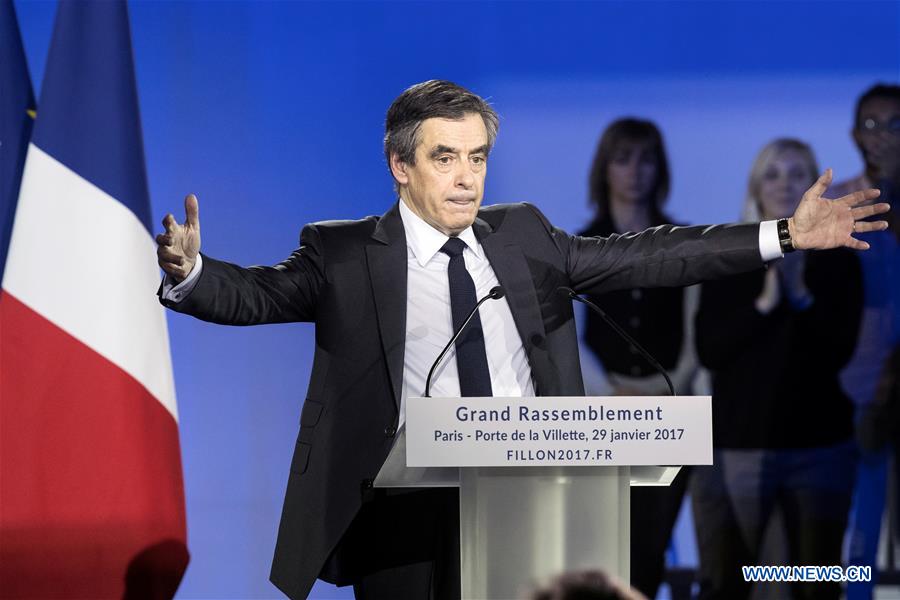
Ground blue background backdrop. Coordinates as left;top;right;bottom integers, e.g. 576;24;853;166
14;1;900;597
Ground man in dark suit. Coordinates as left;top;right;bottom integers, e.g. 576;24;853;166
155;80;889;600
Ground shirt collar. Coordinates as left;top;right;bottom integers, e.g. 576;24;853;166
398;199;483;267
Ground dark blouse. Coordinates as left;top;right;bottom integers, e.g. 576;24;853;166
579;215;685;377
696;248;863;449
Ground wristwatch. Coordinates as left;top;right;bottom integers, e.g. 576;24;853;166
777;218;796;253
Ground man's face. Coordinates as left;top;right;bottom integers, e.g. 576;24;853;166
853;96;900;179
392;113;489;236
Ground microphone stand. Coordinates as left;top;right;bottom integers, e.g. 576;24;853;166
559;286;675;396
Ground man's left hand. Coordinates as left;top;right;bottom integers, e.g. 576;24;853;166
788;168;890;250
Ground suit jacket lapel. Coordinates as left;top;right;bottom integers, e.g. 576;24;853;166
474;217;551;395
366;203;407;412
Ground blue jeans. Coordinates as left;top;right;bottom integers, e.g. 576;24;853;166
692;443;856;600
845;444;891;600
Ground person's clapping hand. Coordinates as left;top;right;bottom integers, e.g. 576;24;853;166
156;194;201;283
755;266;781;315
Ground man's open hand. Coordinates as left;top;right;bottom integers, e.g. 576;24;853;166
789;169;890;251
156;194;201;282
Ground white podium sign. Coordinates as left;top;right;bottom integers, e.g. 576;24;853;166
406;395;712;467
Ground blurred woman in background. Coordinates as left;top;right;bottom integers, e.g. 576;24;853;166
692;139;862;600
580;118;700;599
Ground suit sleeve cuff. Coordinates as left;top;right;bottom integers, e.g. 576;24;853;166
160;254;203;303
758;220;783;262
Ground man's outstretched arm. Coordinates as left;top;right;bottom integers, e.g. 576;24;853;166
563;169;889;295
155;194;324;325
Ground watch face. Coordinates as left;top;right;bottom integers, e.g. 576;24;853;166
777;219;794;252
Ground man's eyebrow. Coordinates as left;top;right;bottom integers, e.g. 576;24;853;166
428;144;490;159
429;145;458;158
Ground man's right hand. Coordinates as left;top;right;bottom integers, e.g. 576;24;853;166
156;194;201;283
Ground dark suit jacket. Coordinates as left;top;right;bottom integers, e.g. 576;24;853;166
160;201;762;599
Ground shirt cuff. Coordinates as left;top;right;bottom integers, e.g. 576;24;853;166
160;254;203;303
758;220;783;262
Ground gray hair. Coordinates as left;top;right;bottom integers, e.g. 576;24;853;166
384;80;499;191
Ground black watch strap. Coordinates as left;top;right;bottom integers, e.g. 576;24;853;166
777;218;795;253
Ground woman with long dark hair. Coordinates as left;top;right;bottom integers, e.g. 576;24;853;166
580;118;697;599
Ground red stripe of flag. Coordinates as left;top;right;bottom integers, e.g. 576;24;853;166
1;291;188;598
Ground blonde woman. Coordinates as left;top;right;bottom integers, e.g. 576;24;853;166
692;139;863;600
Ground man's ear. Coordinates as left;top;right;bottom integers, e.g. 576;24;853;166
389;153;409;185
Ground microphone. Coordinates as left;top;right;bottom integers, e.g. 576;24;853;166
424;286;505;397
558;287;675;396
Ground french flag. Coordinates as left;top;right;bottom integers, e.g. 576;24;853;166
0;1;189;596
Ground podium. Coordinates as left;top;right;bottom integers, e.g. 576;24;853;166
374;396;711;599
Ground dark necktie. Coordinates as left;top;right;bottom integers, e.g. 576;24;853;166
440;237;493;397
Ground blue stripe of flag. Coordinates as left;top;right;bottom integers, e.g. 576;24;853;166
32;0;152;234
0;0;35;282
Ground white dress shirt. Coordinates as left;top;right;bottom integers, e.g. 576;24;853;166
396;200;534;426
